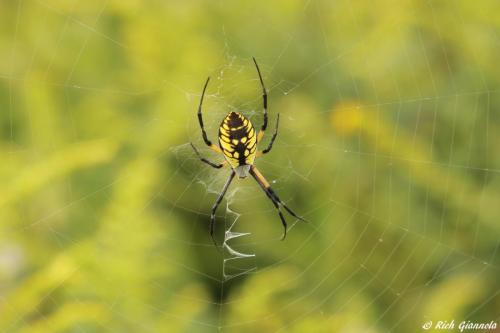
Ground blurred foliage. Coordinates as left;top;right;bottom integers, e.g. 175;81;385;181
1;0;500;332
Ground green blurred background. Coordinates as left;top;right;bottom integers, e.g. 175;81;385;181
1;0;499;332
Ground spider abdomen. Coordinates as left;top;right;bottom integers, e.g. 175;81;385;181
219;112;257;168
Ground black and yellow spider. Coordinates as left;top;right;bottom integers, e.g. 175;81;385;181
190;57;306;246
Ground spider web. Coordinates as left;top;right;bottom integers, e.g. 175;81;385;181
1;0;500;332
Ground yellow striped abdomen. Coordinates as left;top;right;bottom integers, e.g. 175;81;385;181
218;112;257;169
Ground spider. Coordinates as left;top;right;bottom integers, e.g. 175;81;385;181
190;57;307;247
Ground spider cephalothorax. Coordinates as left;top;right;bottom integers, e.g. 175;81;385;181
190;57;306;247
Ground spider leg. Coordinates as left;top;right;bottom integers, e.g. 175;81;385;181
263;190;288;240
197;77;222;154
190;143;226;169
261;113;280;155
210;170;236;247
249;165;307;240
252;57;268;143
